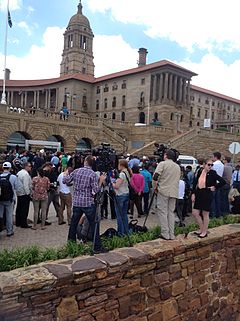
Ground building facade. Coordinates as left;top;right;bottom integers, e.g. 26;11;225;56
0;0;240;152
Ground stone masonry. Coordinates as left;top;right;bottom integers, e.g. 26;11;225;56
0;224;240;321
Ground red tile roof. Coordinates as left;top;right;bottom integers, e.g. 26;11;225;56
0;60;197;88
0;73;94;87
94;60;198;83
191;84;240;105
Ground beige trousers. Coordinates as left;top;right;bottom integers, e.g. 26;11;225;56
157;193;176;240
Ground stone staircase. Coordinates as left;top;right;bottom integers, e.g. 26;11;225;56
168;128;198;149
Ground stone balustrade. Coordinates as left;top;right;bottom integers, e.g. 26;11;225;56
0;224;240;321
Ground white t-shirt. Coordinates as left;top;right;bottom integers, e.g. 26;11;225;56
213;160;224;177
178;180;185;199
115;170;129;196
57;172;71;194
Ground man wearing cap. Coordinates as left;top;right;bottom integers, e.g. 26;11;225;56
0;162;19;236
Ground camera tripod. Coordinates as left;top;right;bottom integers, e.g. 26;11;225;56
92;172;132;253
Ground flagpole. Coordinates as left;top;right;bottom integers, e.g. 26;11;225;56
1;0;10;105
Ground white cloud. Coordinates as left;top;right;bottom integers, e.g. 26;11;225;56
179;54;240;99
27;6;34;13
94;35;138;76
17;21;32;36
0;27;64;80
0;0;22;11
87;0;240;52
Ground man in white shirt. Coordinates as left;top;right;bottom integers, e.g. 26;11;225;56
57;167;72;225
211;152;224;217
16;162;32;228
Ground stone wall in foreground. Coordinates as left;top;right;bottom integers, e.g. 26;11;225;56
0;225;240;321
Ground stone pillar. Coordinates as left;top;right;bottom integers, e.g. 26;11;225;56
21;92;24;108
37;91;40;109
187;80;190;106
178;77;183;103
163;73;169;100
48;89;51;109
33;91;37;107
169;73;173;101
6;92;9;104
183;79;186;105
152;75;157;101
158;73;163;102
45;90;48;108
173;75;178;102
25;91;28;108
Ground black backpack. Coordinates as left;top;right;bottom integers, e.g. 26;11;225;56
0;174;14;202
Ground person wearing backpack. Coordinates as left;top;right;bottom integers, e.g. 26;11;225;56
0;162;19;237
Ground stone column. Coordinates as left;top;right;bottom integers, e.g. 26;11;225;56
25;91;28;108
169;73;173;101
183;79;186;105
163;73;169;100
21;92;24;108
178;77;183;103
152;74;157;102
159;73;163;102
48;89;51;109
33;91;37;107
187;80;190;106
173;75;178;102
37;91;40;109
45;90;48;108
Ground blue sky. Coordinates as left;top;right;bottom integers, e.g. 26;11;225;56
1;0;240;99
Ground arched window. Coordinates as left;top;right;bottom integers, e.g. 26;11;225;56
104;113;107;119
140;92;145;104
96;100;99;110
170;113;174;121
189;120;192;127
180;115;184;122
96;114;99;118
104;98;107;109
112;113;116;120
197;121;200;126
139;112;145;124
122;95;126;107
112;97;116;107
82;95;87;108
121;112;125;122
154;112;158;121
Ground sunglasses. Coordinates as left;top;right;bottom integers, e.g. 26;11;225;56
207;163;213;167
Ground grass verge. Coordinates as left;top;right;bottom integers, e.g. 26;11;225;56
0;215;239;272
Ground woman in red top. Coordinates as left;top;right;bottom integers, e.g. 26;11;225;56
31;168;50;230
130;165;144;218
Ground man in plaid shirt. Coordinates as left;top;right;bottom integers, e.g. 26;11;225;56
63;156;106;253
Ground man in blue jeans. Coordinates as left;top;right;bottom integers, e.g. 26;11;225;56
63;156;106;253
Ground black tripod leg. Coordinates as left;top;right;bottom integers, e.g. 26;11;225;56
143;191;156;228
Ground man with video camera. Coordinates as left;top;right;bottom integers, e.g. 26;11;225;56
63;155;107;254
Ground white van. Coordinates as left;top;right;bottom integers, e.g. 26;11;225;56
177;155;198;171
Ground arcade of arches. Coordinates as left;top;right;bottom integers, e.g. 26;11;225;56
6;132;92;152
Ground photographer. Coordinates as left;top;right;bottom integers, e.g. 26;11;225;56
63;156;106;254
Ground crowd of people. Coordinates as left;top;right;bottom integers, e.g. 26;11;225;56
0;148;239;253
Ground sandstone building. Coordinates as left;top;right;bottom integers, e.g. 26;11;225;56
0;1;239;154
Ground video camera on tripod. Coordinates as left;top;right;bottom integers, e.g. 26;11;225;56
92;143;117;173
154;143;180;162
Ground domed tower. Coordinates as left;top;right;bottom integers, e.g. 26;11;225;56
60;1;94;76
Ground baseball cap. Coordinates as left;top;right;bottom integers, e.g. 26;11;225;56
2;162;12;169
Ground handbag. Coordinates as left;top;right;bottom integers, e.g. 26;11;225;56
123;172;138;201
129;219;148;233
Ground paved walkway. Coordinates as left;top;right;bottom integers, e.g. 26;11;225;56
0;203;164;251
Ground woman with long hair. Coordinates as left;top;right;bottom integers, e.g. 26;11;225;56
31;167;50;230
191;159;225;238
112;159;131;235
